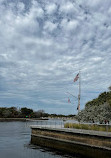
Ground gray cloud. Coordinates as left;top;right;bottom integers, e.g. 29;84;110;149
0;0;111;114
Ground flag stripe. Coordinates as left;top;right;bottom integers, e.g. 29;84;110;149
68;98;71;103
74;73;79;82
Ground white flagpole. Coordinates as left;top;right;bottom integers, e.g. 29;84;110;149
78;70;81;113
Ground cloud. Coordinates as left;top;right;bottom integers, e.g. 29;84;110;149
61;19;79;31
60;1;75;13
44;21;58;32
0;0;111;114
17;2;25;12
45;3;57;14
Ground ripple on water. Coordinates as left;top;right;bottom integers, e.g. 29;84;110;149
0;121;78;158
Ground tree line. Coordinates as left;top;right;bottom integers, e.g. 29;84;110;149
0;107;48;118
0;107;76;118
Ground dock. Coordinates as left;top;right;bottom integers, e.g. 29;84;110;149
30;125;111;158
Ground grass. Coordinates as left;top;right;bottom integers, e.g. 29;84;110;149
64;123;111;132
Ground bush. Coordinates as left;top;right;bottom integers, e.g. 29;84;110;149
64;123;111;132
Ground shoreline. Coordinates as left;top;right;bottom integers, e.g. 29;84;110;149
0;118;48;122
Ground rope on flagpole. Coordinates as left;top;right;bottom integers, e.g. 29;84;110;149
66;91;78;99
77;70;81;113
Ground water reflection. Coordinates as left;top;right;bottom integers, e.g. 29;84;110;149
0;120;77;158
26;144;77;158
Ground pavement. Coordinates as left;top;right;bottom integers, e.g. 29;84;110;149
30;124;111;137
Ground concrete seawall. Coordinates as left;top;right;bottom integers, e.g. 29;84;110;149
30;126;111;158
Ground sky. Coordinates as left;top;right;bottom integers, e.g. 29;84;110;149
0;0;111;115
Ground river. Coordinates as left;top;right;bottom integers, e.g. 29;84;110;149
0;120;79;158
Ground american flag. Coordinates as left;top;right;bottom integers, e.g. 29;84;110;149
68;98;71;103
74;73;79;82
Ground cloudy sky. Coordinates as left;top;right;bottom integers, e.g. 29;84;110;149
0;0;111;114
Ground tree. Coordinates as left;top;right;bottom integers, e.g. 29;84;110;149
8;107;19;117
0;108;7;118
34;110;45;118
108;86;111;91
2;109;12;118
20;107;33;117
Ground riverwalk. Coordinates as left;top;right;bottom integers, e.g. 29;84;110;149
30;124;111;137
30;125;111;158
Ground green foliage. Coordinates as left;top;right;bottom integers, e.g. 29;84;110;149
20;107;33;117
0;107;20;118
0;107;34;118
0;107;51;118
108;99;111;106
33;110;46;118
0;107;76;119
108;86;111;91
76;91;111;122
85;91;111;108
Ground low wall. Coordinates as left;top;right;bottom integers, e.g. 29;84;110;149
31;126;111;158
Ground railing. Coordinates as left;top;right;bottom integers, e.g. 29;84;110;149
29;119;111;136
33;119;64;128
27;118;111;132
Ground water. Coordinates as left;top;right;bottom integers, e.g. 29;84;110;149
0;120;77;158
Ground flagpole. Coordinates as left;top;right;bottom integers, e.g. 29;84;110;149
78;70;81;113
